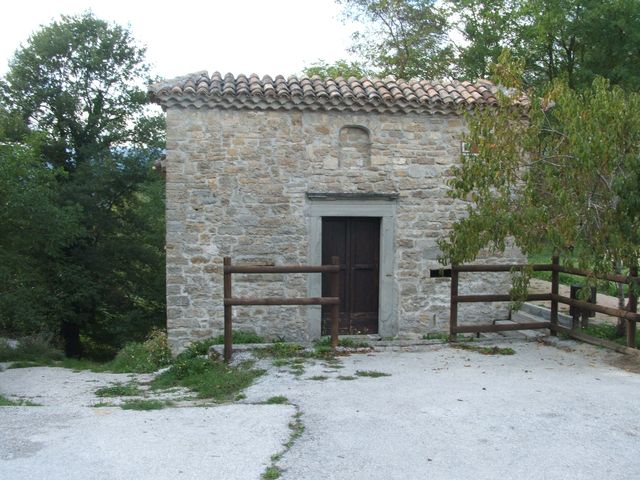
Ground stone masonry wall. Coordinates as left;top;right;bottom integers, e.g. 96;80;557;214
165;107;524;351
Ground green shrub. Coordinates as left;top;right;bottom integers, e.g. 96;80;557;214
79;335;118;362
211;331;265;345
108;329;171;373
0;334;64;363
183;338;218;358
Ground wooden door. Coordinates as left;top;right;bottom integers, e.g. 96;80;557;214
321;217;380;334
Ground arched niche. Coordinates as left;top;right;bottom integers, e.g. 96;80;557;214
339;125;371;168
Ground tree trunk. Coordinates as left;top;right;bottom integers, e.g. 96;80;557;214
60;321;82;358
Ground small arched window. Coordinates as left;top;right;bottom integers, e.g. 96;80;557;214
339;125;371;168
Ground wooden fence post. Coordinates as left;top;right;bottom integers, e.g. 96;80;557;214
330;256;340;349
223;257;233;363
627;265;638;348
450;265;458;341
550;255;559;336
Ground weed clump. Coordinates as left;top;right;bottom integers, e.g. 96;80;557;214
265;395;289;404
313;337;370;356
95;383;140;397
355;370;391;378
453;344;516;355
0;394;40;406
152;342;264;401
120;399;167;410
108;329;172;373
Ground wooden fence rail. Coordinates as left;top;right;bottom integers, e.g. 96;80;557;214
222;256;340;362
450;256;640;353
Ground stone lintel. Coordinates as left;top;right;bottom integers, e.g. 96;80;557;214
305;192;399;202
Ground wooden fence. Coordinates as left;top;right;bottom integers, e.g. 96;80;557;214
222;256;341;362
450;256;640;354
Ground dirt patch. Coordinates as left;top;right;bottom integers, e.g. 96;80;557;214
608;351;640;374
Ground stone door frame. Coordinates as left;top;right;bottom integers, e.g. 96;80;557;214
306;193;398;339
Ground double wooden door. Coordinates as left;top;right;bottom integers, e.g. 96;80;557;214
321;217;380;334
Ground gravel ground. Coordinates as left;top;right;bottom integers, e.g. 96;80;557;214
0;365;294;480
1;337;639;480
245;337;640;480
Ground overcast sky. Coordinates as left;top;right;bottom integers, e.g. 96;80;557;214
0;0;357;79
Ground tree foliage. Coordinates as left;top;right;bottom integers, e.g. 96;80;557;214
2;13;159;168
336;0;640;89
0;137;82;334
453;0;640;89
302;59;371;79
337;0;453;79
0;13;165;356
439;54;640;274
451;0;528;80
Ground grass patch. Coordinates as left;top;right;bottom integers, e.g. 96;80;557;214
92;402;114;407
268;342;306;358
6;360;50;369
582;323;640;348
285;411;305;447
59;358;110;371
120;399;168;410
211;331;265;345
313;337;370;357
152;348;264;401
454;344;516;355
528;249;628;298
95;382;140;397
337;375;357;381
261;407;304;479
315;337;370;349
265;395;289;404
6;357;109;371
422;332;450;341
323;363;344;370
262;466;282;480
288;364;305;376
0;335;64;363
0;394;40;406
308;375;329;381
355;370;391;378
583;323;618;340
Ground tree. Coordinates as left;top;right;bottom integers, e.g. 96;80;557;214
577;0;640;91
0;135;82;336
0;13;165;356
438;54;640;330
2;13;155;169
452;0;640;89
337;1;640;89
337;0;453;79
302;59;371;79
451;0;527;80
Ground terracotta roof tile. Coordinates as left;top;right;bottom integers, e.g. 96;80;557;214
149;70;524;114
